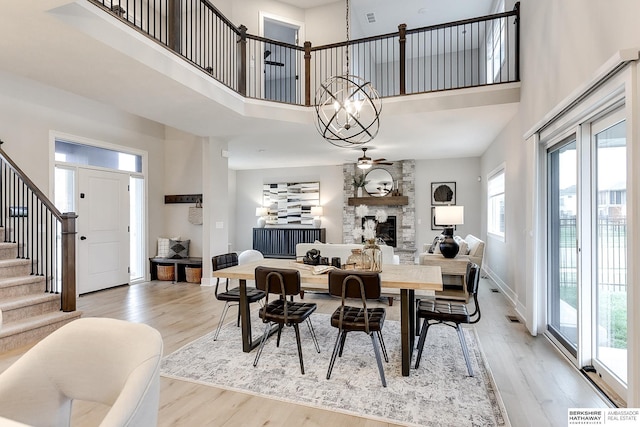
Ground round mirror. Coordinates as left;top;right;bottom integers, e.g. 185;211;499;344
364;168;393;197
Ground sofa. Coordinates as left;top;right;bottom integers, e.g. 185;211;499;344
295;242;401;304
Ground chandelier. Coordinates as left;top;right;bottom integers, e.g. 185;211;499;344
314;0;381;148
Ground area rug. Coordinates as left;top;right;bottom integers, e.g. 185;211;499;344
161;312;510;427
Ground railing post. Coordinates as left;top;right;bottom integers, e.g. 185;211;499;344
304;41;312;106
514;2;520;81
168;0;181;54
237;25;247;96
60;213;77;312
398;24;407;95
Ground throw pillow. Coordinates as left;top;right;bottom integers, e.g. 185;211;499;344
157;236;181;258
454;236;470;255
168;239;190;259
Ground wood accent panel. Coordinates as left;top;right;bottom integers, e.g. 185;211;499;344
252;228;326;259
348;196;408;206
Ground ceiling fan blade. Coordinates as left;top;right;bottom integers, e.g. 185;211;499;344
374;161;393;165
372;158;387;162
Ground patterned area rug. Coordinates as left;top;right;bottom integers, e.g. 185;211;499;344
161;312;510;427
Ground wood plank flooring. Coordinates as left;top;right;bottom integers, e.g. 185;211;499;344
0;277;608;426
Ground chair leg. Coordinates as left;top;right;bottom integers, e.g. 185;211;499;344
213;302;231;341
306;318;321;353
276;324;283;347
370;333;387;387
293;323;305;375
326;330;342;380
338;330;348;357
253;322;273;368
236;305;241;327
414;320;430;369
456;325;474;377
376;330;389;363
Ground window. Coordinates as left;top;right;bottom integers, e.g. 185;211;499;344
487;166;505;239
486;0;505;84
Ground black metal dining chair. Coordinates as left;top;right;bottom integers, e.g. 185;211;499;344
414;262;481;376
326;270;388;387
211;252;266;341
253;266;320;374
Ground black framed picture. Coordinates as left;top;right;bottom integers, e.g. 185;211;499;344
431;207;457;231
431;182;456;205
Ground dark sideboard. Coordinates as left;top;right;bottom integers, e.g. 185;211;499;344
253;228;326;259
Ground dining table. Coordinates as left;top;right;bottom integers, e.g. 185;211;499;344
211;258;443;376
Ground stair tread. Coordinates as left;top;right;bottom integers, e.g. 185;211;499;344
0;275;45;287
0;311;82;338
0;258;31;267
0;293;59;310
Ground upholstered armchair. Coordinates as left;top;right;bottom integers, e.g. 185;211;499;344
0;317;163;427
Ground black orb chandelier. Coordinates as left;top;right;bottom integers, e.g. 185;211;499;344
314;0;381;148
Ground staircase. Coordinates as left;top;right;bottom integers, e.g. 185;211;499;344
0;226;81;352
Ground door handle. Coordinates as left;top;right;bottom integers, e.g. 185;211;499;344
80;236;87;240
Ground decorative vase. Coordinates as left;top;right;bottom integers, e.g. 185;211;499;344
345;248;371;270
363;240;382;272
357;187;363;197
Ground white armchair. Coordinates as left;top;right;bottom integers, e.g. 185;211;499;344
0;317;163;427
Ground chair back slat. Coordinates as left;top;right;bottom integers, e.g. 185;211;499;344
328;270;381;299
465;262;480;295
212;252;238;271
255;266;301;296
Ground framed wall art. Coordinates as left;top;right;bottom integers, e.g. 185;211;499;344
262;182;320;225
431;181;456;205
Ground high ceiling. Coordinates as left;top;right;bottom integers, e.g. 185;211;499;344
0;1;519;170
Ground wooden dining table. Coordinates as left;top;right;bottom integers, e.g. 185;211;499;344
212;258;442;376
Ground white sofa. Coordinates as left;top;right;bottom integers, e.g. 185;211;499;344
420;233;485;269
295;242;401;304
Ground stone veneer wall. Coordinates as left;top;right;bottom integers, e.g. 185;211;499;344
343;160;416;264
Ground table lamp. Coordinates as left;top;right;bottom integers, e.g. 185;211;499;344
256;207;268;228
434;205;464;258
310;206;324;228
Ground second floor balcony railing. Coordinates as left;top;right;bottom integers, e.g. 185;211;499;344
90;0;520;106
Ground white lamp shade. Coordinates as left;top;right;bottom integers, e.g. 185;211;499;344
434;206;464;226
310;206;324;217
256;207;269;217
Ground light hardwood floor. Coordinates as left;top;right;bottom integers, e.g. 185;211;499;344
0;277;608;426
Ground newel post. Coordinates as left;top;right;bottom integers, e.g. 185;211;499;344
304;41;312;106
237;25;247;96
398;24;407;95
61;212;77;312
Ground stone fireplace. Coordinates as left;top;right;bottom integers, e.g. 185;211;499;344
343;160;416;263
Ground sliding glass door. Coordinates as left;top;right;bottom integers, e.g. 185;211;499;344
593;116;627;388
547;139;578;356
545;107;627;398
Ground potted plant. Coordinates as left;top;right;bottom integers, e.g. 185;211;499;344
352;174;368;197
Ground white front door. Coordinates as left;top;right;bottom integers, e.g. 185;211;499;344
77;168;130;294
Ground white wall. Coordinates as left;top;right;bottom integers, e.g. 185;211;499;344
481;0;640;316
414;157;482;252
163;128;204;257
234;165;344;252
0;72;167;275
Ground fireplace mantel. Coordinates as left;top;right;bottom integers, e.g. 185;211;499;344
348;196;409;206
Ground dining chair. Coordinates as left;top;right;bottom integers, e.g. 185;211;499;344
326;270;389;387
211;252;266;341
253;266;320;374
414;262;481;376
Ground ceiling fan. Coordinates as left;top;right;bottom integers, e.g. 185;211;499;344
357;148;393;169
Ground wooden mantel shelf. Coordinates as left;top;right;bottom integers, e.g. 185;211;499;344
348;196;409;206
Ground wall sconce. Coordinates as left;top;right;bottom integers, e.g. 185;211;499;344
256;207;269;228
310;206;324;228
434;205;464;258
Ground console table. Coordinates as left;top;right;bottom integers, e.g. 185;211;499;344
253;228;326;259
418;254;470;301
149;257;203;283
